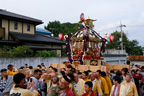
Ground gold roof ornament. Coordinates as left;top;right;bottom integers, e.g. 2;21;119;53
104;33;108;40
79;13;97;29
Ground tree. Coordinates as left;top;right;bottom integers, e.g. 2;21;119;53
126;40;143;55
106;30;143;55
44;20;83;37
35;50;59;57
11;46;33;57
0;46;11;57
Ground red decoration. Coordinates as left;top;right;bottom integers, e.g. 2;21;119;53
74;48;78;54
84;28;90;37
94;56;101;60
59;33;64;40
109;35;114;42
84;55;92;60
96;48;99;52
80;13;85;21
73;56;78;60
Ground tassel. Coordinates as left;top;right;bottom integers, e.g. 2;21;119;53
79;41;80;48
73;42;76;47
89;41;91;48
95;43;97;48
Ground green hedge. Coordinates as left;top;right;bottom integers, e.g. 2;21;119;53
11;46;33;57
0;46;60;57
35;50;60;57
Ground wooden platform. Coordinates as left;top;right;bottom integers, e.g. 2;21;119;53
49;63;130;72
105;64;130;70
49;63;108;72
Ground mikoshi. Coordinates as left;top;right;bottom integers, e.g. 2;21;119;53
65;13;107;65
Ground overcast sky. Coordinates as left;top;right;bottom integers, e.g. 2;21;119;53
1;0;144;47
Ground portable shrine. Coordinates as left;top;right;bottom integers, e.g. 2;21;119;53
65;13;107;65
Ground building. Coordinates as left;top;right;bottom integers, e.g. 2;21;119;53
36;27;51;36
101;49;128;64
128;55;144;66
142;47;144;55
0;9;65;56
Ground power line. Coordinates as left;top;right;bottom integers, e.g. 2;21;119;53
126;25;144;27
97;27;118;32
97;24;144;32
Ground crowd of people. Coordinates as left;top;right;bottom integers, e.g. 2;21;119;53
0;63;144;96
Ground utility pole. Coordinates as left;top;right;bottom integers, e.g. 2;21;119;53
120;21;123;50
49;27;58;37
119;21;126;50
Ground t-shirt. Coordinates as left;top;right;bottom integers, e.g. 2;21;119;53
82;91;97;96
74;81;79;93
47;85;60;96
0;76;8;92
29;76;42;92
10;85;38;96
109;74;116;85
59;87;74;96
140;72;144;78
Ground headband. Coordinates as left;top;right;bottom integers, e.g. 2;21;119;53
63;75;72;83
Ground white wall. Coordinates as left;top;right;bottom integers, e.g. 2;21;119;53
101;56;127;64
0;57;68;70
0;55;127;70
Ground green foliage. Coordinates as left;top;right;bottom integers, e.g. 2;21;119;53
0;46;61;57
126;40;143;55
35;50;59;57
44;20;83;37
11;46;33;57
106;30;128;49
62;46;67;57
106;30;143;55
0;46;11;57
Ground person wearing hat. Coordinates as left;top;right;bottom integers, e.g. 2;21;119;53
0;69;13;96
59;73;74;96
7;64;17;76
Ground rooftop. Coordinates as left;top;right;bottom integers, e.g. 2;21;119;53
10;32;66;45
0;9;43;25
129;55;144;61
36;27;51;35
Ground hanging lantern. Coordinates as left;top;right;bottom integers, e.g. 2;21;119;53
109;35;114;42
59;33;64;40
